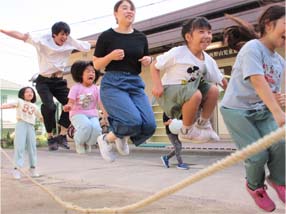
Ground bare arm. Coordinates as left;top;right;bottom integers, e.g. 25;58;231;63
250;75;285;127
0;29;29;41
63;99;75;112
0;103;17;109
150;60;164;98
93;49;124;70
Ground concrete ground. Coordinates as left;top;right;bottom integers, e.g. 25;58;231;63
1;145;285;214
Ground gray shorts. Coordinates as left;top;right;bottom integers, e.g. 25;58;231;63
157;80;211;119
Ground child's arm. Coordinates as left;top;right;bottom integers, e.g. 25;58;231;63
63;99;75;112
138;56;153;67
219;77;228;90
0;29;29;41
0;103;17;109
150;60;164;97
273;92;285;109
250;75;285;127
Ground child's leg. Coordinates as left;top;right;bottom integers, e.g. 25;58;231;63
168;134;183;164
220;106;269;189
26;123;37;168
13;121;27;168
87;117;102;147
200;84;219;121
71;114;93;146
182;90;201;126
257;112;285;185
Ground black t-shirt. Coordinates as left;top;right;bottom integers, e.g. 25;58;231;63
94;28;149;75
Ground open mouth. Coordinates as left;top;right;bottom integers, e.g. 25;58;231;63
282;35;285;40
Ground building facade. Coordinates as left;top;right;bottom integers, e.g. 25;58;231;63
65;0;285;141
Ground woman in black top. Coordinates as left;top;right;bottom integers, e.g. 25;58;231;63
93;0;156;162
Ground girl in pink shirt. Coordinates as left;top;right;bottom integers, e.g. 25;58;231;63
63;61;105;154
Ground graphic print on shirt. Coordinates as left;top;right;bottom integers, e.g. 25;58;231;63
22;103;35;115
77;93;94;109
186;65;203;82
263;63;281;92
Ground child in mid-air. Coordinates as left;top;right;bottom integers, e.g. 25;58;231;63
63;60;105;154
0;87;43;179
161;113;189;170
221;5;285;212
151;17;227;144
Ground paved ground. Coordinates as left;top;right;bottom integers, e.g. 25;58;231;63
1;145;285;214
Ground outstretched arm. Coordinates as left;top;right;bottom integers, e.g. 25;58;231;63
0;29;29;41
0;103;17;109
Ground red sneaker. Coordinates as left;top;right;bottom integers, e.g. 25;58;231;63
246;183;275;212
266;177;285;203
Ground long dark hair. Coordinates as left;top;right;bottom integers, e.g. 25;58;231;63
223;5;285;51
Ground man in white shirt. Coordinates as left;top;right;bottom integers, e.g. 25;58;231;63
0;22;96;151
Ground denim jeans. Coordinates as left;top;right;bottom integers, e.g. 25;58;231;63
70;114;102;146
100;71;156;146
220;106;285;189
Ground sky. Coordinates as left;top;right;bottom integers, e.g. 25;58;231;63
0;0;211;86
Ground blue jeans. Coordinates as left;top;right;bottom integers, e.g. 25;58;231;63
100;71;156;146
70;114;101;146
14;120;37;168
220;106;285;189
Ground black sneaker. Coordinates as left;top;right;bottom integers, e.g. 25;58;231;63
48;137;58;151
54;135;70;149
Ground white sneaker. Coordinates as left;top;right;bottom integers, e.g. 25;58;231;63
195;120;220;141
115;136;130;155
75;143;86;154
97;135;116;162
29;168;40;177
178;125;210;143
13;169;21;179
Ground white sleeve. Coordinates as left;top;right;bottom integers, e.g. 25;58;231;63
204;55;223;84
155;48;176;71
68;36;91;52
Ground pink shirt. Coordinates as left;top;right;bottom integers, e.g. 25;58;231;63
68;83;100;118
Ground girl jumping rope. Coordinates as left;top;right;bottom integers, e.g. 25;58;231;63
0;87;43;179
151;17;228;144
63;60;105;154
221;5;285;212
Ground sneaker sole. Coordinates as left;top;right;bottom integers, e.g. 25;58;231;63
115;142;130;156
97;136;116;162
178;136;209;144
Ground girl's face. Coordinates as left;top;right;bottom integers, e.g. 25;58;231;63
114;1;135;26
266;17;286;49
82;65;96;87
53;31;68;46
23;88;35;102
187;27;212;51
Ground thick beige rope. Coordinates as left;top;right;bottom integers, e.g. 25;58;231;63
1;126;285;213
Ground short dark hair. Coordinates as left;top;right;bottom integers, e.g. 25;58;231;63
18;87;36;103
51;21;70;37
71;60;102;83
181;17;211;42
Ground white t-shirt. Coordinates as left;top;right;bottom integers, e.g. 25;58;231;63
14;99;42;125
155;45;223;85
26;33;91;77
